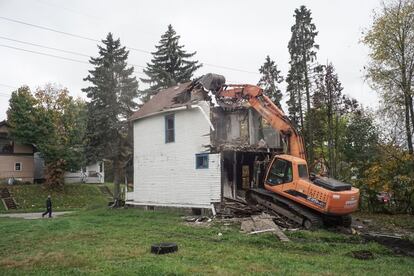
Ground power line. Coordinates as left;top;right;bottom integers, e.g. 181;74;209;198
0;36;145;68
0;16;259;75
0;43;90;64
0;16;151;54
204;63;258;75
0;36;90;57
0;44;147;75
0;83;17;89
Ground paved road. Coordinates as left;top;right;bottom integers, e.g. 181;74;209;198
0;211;73;220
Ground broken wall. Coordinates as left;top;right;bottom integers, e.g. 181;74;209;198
211;107;282;151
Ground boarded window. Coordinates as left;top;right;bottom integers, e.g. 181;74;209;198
15;162;22;171
165;114;175;143
196;154;209;169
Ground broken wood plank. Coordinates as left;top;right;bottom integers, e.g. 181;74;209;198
248;229;277;235
272;225;290;242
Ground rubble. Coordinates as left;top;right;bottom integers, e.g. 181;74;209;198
241;214;290;242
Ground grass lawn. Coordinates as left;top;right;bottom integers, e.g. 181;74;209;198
0;184;109;212
0;208;413;275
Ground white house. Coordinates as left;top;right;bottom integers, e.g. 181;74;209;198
34;153;104;184
63;161;105;184
128;81;282;212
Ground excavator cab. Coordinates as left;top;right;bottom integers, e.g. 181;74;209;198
266;158;294;186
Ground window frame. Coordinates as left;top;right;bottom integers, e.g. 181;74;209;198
15;162;22;171
298;164;309;179
267;158;293;185
165;114;175;143
195;153;209;169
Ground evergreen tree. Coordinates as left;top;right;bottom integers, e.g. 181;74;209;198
286;65;304;127
140;24;202;102
313;63;344;177
287;5;319;163
257;55;284;109
83;33;138;205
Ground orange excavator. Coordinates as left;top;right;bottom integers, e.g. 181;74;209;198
204;77;359;229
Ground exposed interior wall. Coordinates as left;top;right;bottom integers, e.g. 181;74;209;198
221;151;271;199
211;107;282;150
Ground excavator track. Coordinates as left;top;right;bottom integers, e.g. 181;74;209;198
246;188;324;230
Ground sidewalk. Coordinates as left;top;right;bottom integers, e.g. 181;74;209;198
0;211;73;220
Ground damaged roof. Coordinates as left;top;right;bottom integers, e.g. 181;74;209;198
129;82;192;121
130;81;210;121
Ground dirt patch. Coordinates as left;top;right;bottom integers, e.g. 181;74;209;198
350;250;375;260
362;233;414;257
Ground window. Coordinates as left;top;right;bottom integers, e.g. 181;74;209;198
0;138;13;153
99;162;103;173
196;154;208;169
15;162;22;171
267;159;293;185
298;164;309;179
165;114;175;143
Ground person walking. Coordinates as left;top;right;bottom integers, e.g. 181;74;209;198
42;195;52;218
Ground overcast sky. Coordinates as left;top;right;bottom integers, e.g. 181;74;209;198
0;0;380;121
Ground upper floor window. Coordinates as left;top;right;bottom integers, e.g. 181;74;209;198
165;114;175;143
15;162;22;171
0;138;13;153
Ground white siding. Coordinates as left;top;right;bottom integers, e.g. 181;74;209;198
64;162;104;184
132;101;221;207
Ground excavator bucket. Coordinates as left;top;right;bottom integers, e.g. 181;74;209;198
198;73;226;92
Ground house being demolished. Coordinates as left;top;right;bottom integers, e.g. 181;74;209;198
128;77;284;212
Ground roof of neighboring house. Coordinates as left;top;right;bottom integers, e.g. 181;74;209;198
130;82;193;121
0;120;9;127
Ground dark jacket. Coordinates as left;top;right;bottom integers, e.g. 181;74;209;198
46;198;52;209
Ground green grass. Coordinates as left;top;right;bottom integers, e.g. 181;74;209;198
0;208;413;275
0;184;108;212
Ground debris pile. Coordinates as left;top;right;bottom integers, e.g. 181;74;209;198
217;197;262;218
241;213;290;242
217;197;300;229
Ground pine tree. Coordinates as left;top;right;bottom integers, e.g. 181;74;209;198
257;56;284;109
287;5;319;163
140;24;202;102
83;33;138;205
313;63;343;177
286;65;304;127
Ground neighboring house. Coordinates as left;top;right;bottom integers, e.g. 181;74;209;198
128;82;283;212
34;153;104;184
63;161;105;184
0;120;35;183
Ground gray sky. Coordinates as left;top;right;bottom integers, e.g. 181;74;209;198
0;0;380;121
